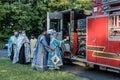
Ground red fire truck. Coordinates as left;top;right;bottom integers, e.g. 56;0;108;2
47;0;120;73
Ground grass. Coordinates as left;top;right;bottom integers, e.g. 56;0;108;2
0;58;88;80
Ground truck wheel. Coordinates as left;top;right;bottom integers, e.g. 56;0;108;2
63;58;72;65
94;65;100;71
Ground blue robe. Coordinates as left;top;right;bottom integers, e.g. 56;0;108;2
8;36;13;57
47;37;63;69
8;36;18;63
15;34;30;64
32;34;49;71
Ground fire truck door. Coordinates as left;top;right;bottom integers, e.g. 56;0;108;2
95;16;109;65
47;12;63;40
87;18;97;63
87;16;109;65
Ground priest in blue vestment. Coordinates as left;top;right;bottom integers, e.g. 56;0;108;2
32;28;50;71
8;32;19;63
47;31;68;70
15;31;31;64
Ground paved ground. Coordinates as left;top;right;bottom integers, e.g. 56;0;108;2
62;65;120;80
0;49;8;57
0;49;120;80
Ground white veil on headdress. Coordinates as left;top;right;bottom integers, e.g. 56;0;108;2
47;29;56;34
47;29;58;39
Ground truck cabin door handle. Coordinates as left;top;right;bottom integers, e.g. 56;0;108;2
93;38;96;43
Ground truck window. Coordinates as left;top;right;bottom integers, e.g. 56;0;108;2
109;15;120;40
50;19;61;32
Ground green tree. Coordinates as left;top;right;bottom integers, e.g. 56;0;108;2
0;0;47;41
0;0;92;42
48;0;92;11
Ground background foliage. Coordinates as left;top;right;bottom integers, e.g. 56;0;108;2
0;0;92;42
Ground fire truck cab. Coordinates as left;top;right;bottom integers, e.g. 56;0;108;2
47;0;120;73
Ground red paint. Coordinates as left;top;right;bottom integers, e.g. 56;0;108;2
87;16;120;68
92;0;104;16
73;32;78;56
88;16;108;65
108;59;120;67
87;51;96;62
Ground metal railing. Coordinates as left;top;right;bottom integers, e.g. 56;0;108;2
102;0;120;4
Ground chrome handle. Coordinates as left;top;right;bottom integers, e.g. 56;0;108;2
93;38;96;43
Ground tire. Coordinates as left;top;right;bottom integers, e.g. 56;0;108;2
63;58;72;65
94;65;100;71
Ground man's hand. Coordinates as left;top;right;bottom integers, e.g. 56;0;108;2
66;36;69;41
51;48;56;51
